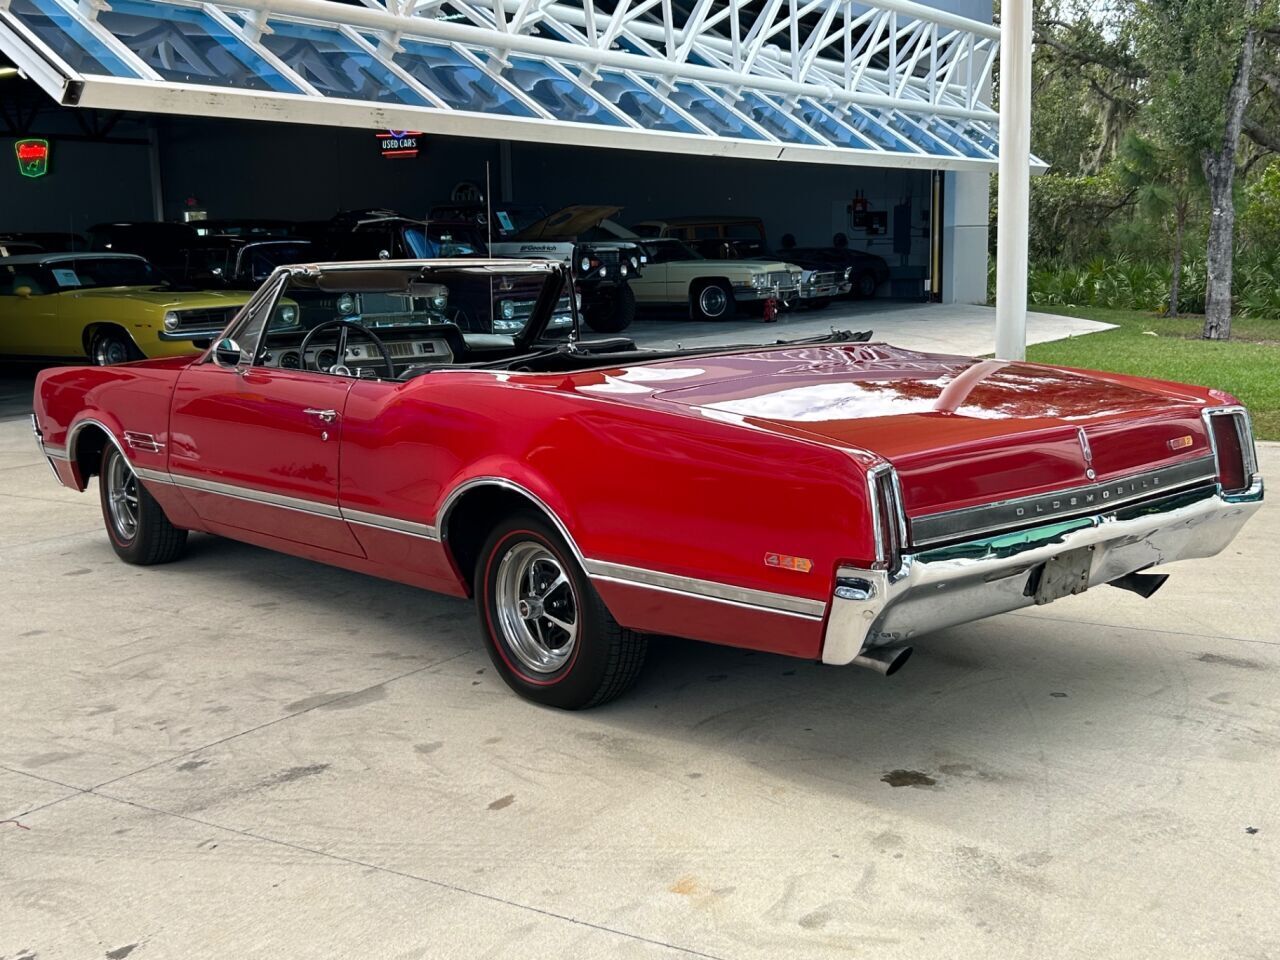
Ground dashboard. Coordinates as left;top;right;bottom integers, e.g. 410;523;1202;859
259;336;456;373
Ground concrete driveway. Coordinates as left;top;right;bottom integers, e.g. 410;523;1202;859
624;300;1113;354
1;428;1276;956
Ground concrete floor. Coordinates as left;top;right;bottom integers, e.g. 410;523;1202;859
2;372;1277;959
626;299;1113;354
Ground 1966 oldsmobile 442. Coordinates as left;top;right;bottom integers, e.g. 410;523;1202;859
31;259;1264;709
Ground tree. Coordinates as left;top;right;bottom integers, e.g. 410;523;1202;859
1117;132;1204;316
1139;0;1269;339
1031;0;1145;174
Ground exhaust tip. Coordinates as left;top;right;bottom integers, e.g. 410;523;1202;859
852;645;913;677
1109;571;1170;599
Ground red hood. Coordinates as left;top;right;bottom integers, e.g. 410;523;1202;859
560;343;1220;515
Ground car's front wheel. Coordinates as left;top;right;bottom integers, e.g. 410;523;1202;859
99;444;188;564
583;284;636;333
476;513;647;708
90;328;143;366
691;281;734;321
854;271;879;299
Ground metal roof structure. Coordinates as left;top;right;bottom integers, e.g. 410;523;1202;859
0;0;1043;170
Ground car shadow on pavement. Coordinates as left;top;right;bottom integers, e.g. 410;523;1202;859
174;531;1157;800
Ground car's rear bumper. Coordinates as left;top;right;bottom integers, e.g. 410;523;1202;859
821;480;1265;665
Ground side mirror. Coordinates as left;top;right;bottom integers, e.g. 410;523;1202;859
15;286;32;299
213;337;242;367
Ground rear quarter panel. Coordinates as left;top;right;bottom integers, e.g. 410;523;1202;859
342;372;881;656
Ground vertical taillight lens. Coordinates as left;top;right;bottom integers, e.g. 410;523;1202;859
870;466;905;573
1205;409;1258;494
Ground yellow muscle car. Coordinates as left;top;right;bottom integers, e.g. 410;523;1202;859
0;252;281;365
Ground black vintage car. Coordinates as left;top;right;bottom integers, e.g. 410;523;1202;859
306;209;485;262
786;240;890;299
177;236;315;289
431;203;643;334
88;221;199;280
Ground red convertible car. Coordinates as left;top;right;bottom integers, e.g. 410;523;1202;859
32;259;1264;708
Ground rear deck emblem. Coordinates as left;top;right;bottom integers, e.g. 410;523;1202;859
1077;428;1096;480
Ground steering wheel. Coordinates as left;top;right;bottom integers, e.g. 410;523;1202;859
298;319;395;379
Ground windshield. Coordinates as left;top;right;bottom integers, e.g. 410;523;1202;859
50;257;163;290
405;226;484;259
241;242;313;282
275;264;566;341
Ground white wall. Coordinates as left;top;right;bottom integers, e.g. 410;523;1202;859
943;170;991;304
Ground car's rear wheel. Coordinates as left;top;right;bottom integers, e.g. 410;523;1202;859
90;328;143;366
476;513;647;708
583;283;636;333
691;281;734;321
99;444;188;564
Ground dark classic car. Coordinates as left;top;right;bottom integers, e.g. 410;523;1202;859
441;203;644;335
89;221;200;280
789;239;891;299
31;259;1264;709
177;236;314;289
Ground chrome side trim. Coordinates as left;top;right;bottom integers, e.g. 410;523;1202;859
342;507;440;541
166;471;344;519
584;559;827;619
42;444;70;461
133;466;173;484
123;430;165;453
66;417;132;469
910;456;1218;547
436;476;588;566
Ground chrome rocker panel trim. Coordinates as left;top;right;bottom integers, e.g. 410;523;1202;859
584;559;826;619
821;480;1265;666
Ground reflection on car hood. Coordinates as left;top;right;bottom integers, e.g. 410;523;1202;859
61;286;254;309
558;342;1220;515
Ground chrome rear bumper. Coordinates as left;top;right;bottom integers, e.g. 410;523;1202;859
821;480;1264;665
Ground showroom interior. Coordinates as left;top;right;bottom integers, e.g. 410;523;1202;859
1;0;1005;308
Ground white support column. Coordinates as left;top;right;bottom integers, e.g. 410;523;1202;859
994;0;1031;360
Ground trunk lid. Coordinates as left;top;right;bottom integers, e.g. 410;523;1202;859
643;344;1217;522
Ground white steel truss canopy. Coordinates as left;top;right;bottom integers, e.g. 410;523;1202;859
0;0;1045;170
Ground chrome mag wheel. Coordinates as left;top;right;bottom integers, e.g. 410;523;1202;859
698;284;728;317
105;449;140;542
494;540;579;674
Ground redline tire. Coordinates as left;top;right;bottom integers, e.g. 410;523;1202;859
99;444;188;565
476;513;647;708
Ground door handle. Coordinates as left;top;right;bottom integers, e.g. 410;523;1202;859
304;408;338;423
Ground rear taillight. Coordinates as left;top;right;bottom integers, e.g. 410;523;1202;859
1204;407;1259;494
868;465;906;574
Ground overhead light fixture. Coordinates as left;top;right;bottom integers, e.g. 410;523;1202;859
0;67;20;78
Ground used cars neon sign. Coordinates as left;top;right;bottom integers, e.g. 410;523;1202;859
16;138;50;178
377;131;422;159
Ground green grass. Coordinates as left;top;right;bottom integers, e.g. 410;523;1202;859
1026;307;1280;440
